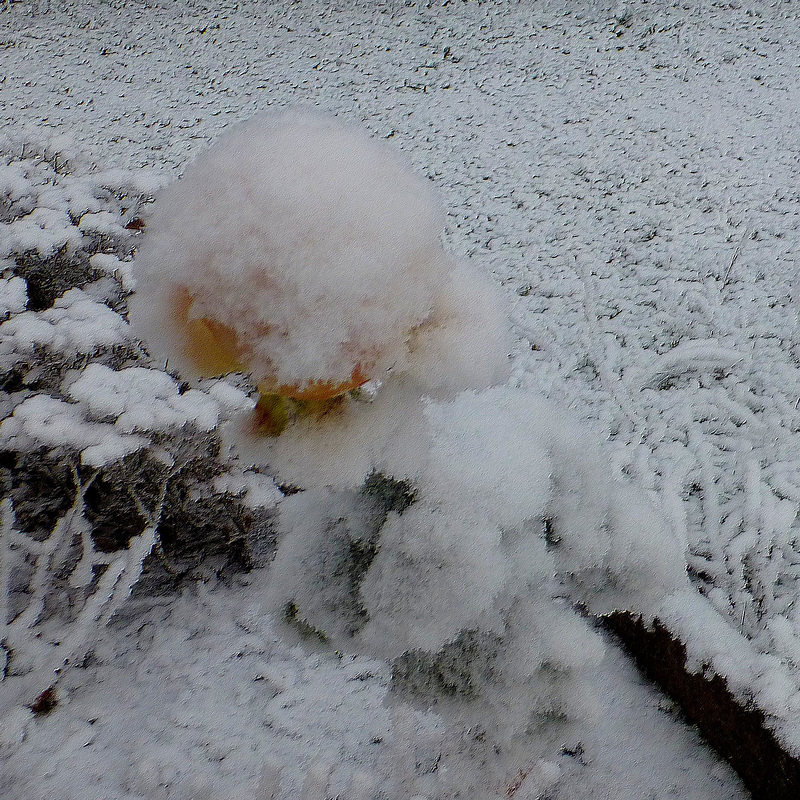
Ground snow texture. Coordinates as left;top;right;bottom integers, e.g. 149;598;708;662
267;386;688;776
67;363;221;433
0;276;27;319
129;110;510;397
0;286;130;357
0;393;149;467
0;572;747;800
8;0;798;796
213;468;283;510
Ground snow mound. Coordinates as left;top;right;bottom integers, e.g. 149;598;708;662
129;110;510;399
268;386;689;760
0;275;27;319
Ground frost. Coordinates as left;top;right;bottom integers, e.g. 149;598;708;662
2;207;84;258
0;393;148;466
88;252;135;290
0;476;164;716
633;338;745;390
213;469;282;510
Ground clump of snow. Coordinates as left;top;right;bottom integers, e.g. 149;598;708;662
1;363;246;467
0;393;148;467
66;363;221;433
78;210;126;238
0;287;130;358
129;109;510;399
90;166;169;199
88;252;135;290
213;469;283;510
3;206;85;259
203;377;256;413
268;386;689;760
0;275;27;319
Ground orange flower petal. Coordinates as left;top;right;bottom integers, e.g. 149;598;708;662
173;285;371;396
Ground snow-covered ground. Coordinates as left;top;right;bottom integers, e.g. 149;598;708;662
4;0;800;796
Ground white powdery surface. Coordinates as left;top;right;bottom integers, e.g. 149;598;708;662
67;363;221;433
0;365;239;466
0;275;27;319
0;393;148;467
0;134;166;259
0;287;130;357
2;0;798;795
212;469;283;510
0;574;747;800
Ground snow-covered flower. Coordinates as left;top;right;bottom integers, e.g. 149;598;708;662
129;110;510;436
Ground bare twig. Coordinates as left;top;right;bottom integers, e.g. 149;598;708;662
1;465;166;701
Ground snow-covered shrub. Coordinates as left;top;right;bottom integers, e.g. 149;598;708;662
0;476;161;712
129;110;510;438
0;376;280;710
267;387;688;796
0;130;164;312
1;286;132;358
122;110;689;794
0;134;284;713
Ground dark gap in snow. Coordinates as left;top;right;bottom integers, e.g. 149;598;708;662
13;247;103;312
1;448;77;538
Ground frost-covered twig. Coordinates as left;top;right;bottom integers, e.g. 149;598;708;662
0;498;14;639
574;254;642;432
1;468;167;702
721;223;751;287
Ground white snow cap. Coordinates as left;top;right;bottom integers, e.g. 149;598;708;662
130;109;510;397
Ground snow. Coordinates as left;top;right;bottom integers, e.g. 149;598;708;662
8;0;800;796
260;383;689;785
3;206;84;258
128;110;509;397
657;587;800;756
0;351;245;467
203;377;255;413
0;275;27;319
0;286;130;357
89;252;136;290
0;573;749;800
67;363;221;433
0;393;148;466
213;468;283;510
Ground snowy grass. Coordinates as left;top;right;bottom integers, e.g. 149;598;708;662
5;0;800;796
